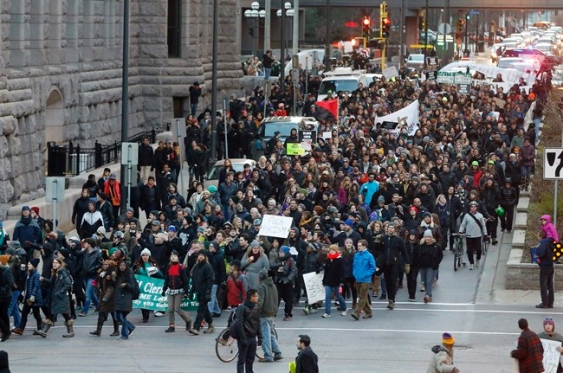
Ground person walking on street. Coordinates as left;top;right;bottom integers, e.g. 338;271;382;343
162;250;192;332
426;333;460;373
378;223;408;310
257;268;283;363
272;246;297;321
535;230;555;309
233;289;262;373
294;334;319;373
188;249;215;335
76;238;103;317
511;318;544;373
0;257;14;341
537;318;563;373
458;201;486;270
419;230;443;304
11;258;43;336
89;261;119;337
351;239;376;320
322;246;347;318
114;261;137;340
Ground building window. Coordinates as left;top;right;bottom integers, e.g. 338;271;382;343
168;0;181;57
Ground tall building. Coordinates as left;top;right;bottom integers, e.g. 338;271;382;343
0;0;243;219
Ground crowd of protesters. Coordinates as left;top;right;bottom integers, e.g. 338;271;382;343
0;53;556;352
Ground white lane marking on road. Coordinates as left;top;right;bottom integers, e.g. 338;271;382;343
294;305;563;314
272;327;521;336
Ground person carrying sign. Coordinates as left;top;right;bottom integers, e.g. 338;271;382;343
537;318;563;373
162;250;192;333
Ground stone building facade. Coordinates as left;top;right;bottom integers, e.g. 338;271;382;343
0;0;244;220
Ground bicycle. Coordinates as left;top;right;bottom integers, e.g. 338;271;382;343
215;309;279;363
482;235;490;256
452;233;467;271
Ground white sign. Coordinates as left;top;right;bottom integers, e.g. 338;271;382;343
45;177;65;203
258;215;293;238
303;271;325;305
322;131;332;139
382;66;399;79
544;148;563;180
375;100;420;136
121;142;139;166
540;338;562;373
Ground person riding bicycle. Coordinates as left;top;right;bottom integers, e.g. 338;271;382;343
458;201;486;270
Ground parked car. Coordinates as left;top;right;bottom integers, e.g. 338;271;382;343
204;159;257;189
406;54;425;70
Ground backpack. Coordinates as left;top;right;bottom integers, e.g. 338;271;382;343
132;275;141;300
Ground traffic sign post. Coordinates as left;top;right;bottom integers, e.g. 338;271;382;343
121;142;139;210
45;177;65;232
172;118;187;193
543;148;563;224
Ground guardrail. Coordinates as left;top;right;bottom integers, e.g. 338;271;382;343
47;125;170;176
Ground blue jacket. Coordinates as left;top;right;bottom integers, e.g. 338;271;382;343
360;180;379;206
536;237;554;267
353;249;376;283
25;270;43;307
13;217;41;249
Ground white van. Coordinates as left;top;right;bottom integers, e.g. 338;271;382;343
317;67;369;101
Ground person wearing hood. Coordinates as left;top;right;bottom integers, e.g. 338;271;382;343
188;249;215;335
426;333;460;373
207;241;226;318
537;318;563;372
535;230;555;309
272;246;297;321
13;206;41;260
114;260;137;340
419;230;443;304
37;241;55;323
80;201;104;239
241;241;269;293
257;268;283;363
322;245;347;318
540;214;559;243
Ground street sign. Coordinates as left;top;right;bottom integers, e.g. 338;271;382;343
437;23;452;35
121;142;139;165
544;148;563;179
45;177;65;203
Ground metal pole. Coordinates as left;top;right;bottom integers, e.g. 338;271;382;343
52;180;58;232
292;0;299;57
323;0;330;69
127;145;132;210
424;0;429;68
176;120;185;194
210;0;219;165
464;12;469;55
223;98;229;158
399;0;405;65
120;0;130;214
305;57;308;98
264;0;271;51
280;7;286;94
555;181;558;225
445;0;450;63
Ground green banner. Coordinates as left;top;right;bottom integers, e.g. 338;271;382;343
133;274;199;311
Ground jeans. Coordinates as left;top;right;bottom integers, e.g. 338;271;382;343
237;337;257;373
324;286;346;315
353;282;372;317
191;103;198;117
8;290;21;328
420;268;436;297
208;284;221;315
116;311;135;339
539;266;554;307
83;278;99;314
264;68;272;80
260;317;281;361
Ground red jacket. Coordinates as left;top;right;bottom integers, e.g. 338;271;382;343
104;179;122;206
226;273;247;307
511;328;544;373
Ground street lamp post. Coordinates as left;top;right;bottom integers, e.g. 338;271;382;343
120;0;130;213
244;2;265;58
277;2;293;94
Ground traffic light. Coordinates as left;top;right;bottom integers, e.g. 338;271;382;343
457;19;464;34
362;17;371;37
418;18;424;30
381;17;391;38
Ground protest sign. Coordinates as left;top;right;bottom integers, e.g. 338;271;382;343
133;274;198;311
286;143;305;156
540;338;562;373
258;215;293;238
382;66;398;79
376;100;420;136
303;271;325;305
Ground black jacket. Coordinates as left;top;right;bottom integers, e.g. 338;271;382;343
378;234;408;266
322;257;343;287
296;346;319;373
234;299;261;343
77;248;103;279
162;263;190;293
138;143;154;167
190;259;214;298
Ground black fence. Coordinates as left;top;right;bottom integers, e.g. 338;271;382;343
47;125;169;176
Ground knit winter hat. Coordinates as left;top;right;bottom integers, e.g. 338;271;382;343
280;246;290;255
442;333;455;345
544;317;555;328
423;230;434;238
258;268;269;281
29;258;40;268
140;248;151;257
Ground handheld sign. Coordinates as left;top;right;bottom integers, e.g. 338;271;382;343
258;215;293;238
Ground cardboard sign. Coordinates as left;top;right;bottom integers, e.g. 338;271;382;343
303;271;325;305
133;275;198;311
322;131;332;139
382;66;399;79
286;143;306;156
540;338;562;373
298;130;317;142
258;215;293;238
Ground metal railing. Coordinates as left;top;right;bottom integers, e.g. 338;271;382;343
47;125;170;176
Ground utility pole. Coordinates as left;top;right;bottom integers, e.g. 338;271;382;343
120;0;130;213
210;0;218;165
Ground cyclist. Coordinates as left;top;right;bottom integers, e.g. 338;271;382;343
458;201;486;270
